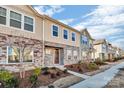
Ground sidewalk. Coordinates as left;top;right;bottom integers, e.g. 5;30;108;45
69;62;124;88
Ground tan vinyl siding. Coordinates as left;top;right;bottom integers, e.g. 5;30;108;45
0;5;43;41
44;19;80;47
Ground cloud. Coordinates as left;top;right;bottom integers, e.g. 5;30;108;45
73;5;124;49
112;38;124;49
59;18;75;25
33;5;64;17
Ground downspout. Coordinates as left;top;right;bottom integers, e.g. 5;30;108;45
79;34;81;61
42;17;45;67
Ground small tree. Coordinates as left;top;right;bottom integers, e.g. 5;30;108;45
0;34;42;78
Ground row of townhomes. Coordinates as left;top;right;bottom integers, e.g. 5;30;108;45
0;5;123;72
94;39;124;61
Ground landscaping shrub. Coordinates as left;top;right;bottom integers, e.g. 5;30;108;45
0;70;13;82
78;68;83;72
0;81;4;88
78;60;82;64
41;67;50;75
50;73;56;79
70;65;73;68
41;67;49;71
87;63;99;70
29;74;38;84
51;67;56;70
56;72;60;76
4;77;19;88
48;85;55;88
34;67;41;76
94;58;102;63
94;61;107;66
0;70;19;88
63;69;67;73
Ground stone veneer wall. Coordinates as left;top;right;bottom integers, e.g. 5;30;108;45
0;33;43;72
44;41;80;66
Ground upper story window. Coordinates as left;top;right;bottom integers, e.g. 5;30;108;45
63;29;68;39
10;11;22;29
0;7;6;25
81;35;88;45
52;25;58;37
24;16;34;32
72;32;76;41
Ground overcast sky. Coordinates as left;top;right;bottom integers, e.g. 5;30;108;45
33;5;124;49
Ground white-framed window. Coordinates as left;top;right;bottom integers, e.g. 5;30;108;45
81;35;88;45
10;11;22;29
52;25;59;37
67;49;72;60
72;32;76;41
24;16;34;32
8;46;20;63
0;7;6;25
45;48;51;55
73;50;78;59
23;48;33;62
0;6;35;33
63;29;68;39
8;46;33;63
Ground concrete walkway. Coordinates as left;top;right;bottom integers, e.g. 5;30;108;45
67;70;90;79
55;65;90;79
69;62;124;88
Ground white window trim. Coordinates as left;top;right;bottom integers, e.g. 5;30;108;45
72;32;76;42
0;6;7;26
63;29;69;40
5;46;34;64
10;11;22;22
24;15;35;33
81;35;88;45
0;6;35;33
10;10;22;29
51;24;59;38
23;49;34;63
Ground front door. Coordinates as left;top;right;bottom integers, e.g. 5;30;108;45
54;49;59;64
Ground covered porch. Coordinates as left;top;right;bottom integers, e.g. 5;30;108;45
44;46;64;66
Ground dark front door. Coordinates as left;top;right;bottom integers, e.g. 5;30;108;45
54;49;59;64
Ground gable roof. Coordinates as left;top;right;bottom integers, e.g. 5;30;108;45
27;5;44;18
93;39;107;45
80;28;94;40
43;15;80;33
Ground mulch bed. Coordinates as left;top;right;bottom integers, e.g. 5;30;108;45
65;63;99;74
13;68;70;88
104;70;124;88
